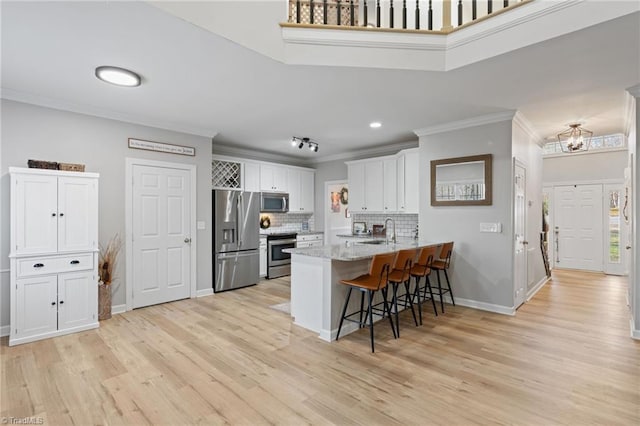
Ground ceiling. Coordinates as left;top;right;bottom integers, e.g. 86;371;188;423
1;1;639;162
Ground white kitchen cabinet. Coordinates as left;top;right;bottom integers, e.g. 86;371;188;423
244;161;261;193
288;169;314;213
296;233;323;248
259;236;267;278
397;148;420;214
383;158;397;212
347;160;384;212
10;168;99;346
260;165;288;192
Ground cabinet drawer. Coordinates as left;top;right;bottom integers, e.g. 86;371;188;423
297;234;323;242
17;254;94;278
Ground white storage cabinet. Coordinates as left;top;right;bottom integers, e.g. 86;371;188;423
259;236;267;277
9;167;99;346
296;233;323;248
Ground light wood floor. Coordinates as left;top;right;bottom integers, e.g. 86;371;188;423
2;270;639;425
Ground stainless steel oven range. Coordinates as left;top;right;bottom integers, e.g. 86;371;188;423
267;233;297;279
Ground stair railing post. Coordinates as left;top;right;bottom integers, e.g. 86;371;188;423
442;0;453;31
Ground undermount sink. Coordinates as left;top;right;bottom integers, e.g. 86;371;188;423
357;240;388;245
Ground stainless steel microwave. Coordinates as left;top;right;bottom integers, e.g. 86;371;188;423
260;192;289;213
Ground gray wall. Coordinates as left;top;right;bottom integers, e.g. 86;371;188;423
1;100;213;328
419;120;515;309
543;150;628;183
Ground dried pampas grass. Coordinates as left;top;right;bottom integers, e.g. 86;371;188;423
99;234;122;286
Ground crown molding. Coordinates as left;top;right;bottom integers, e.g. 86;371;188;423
414;111;516;137
513;111;543;147
623;90;636;137
1;89;218;138
312;140;419;164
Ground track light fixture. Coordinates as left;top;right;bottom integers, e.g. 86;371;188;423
291;136;319;153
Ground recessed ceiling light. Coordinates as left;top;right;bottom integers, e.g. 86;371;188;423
370;122;382;129
95;66;141;87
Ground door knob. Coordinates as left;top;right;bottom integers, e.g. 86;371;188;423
184;237;192;244
523;241;529;245
626;245;632;250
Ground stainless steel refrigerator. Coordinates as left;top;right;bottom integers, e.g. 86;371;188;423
213;190;260;292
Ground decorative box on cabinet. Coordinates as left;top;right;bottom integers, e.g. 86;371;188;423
9;167;99;346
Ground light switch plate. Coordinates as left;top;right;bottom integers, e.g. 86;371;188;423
480;222;502;233
197;221;206;230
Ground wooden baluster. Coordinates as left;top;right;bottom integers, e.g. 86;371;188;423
472;0;477;20
504;0;509;7
488;0;493;14
402;0;407;29
310;0;315;23
390;0;394;29
415;0;420;29
457;0;462;26
337;0;342;25
364;0;368;26
296;0;301;23
428;0;433;30
323;0;328;24
376;0;381;28
350;0;355;26
442;0;452;30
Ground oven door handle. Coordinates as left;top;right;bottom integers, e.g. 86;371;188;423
268;239;297;246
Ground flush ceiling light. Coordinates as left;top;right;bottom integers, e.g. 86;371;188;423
291;136;319;153
370;122;382;128
95;66;141;87
557;123;593;153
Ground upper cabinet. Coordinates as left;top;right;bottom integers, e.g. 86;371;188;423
346;148;419;214
244;162;261;193
260;164;288;192
12;170;98;256
288;169;314;213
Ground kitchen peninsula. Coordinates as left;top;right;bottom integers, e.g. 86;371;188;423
285;240;443;341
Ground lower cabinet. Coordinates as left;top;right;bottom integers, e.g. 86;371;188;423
259;237;267;278
296;233;323;248
11;257;98;346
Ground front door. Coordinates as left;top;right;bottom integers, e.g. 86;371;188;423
514;162;527;308
554;184;603;271
132;164;191;308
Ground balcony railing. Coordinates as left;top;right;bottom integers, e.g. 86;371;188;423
287;0;531;32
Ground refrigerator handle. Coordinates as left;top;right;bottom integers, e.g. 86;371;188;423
238;193;243;248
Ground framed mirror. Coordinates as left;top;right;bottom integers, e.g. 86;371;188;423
431;154;492;206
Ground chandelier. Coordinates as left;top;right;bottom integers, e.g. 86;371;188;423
557;123;593;153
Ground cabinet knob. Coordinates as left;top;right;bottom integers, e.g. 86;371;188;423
51;302;56;306
59;300;64;304
52;213;57;217
59;213;64;217
70;260;80;265
33;263;44;268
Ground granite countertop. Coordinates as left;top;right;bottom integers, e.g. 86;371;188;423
335;233;382;239
259;229;324;236
284;239;442;261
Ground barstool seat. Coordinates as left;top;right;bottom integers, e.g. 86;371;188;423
336;252;397;353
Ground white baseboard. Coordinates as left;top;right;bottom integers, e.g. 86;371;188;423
526;276;550;301
196;288;214;298
320;322;360;342
0;325;10;337
439;294;515;316
111;304;127;315
631;319;640;340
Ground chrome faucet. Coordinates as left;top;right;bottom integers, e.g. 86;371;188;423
384;217;396;245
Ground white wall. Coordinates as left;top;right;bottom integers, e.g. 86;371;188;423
313;159;348;231
0;100;213;329
512;118;547;292
543;150;628;183
419;119;514;310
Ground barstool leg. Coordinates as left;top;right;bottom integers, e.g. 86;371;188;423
367;290;375;353
426;275;438;316
404;280;419;326
381;287;397;339
444;269;455;306
436;270;445;313
359;291;365;328
413;276;423;325
392;283;400;337
337;287;353;341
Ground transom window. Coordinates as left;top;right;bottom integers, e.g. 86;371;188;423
543;133;626;156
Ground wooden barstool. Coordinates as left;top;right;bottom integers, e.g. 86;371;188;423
387;248;419;337
336;252;397;353
429;242;455;313
410;245;439;324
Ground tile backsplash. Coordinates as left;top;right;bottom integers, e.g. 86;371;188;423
260;212;314;232
351;213;418;239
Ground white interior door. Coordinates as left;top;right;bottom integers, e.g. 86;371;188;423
514;162;527;308
132;165;191;308
554;184;603;271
